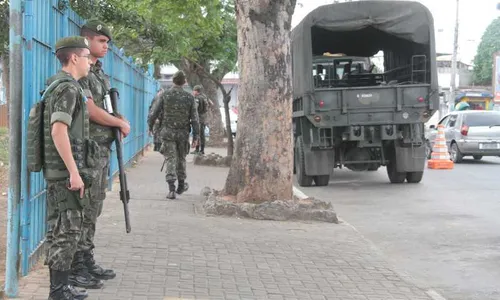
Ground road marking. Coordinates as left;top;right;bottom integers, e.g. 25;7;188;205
426;289;448;300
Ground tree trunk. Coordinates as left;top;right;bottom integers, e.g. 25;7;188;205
180;59;225;145
223;0;296;203
222;92;234;156
153;62;162;80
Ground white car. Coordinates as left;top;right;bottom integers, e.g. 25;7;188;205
220;107;238;136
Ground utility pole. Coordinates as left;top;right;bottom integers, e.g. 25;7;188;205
449;0;460;111
5;0;23;296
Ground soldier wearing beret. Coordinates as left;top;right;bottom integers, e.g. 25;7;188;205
43;36;93;300
67;20;129;289
148;71;199;199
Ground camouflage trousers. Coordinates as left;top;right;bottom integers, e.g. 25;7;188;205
45;180;87;271
199;122;206;147
161;138;189;182
77;145;109;252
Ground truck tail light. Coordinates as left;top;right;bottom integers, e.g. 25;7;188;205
319;100;324;108
417;96;425;103
461;125;469;136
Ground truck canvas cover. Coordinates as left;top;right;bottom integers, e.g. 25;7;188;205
291;0;438;98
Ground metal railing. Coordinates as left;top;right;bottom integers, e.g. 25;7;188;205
4;0;158;296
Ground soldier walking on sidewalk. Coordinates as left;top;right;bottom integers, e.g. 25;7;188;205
148;71;199;200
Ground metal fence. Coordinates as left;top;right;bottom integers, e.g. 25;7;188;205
5;0;158;296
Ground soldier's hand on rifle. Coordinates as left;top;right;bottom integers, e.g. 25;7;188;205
68;171;85;198
119;118;131;138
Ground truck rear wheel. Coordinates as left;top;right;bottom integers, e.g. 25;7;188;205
387;161;406;183
313;175;330;186
386;148;406;184
406;171;423;183
295;136;313;187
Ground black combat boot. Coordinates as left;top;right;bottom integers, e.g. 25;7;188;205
84;249;116;280
200;145;205;155
191;146;200;154
68;251;104;289
50;268;88;299
48;269;78;300
176;180;189;195
167;181;176;199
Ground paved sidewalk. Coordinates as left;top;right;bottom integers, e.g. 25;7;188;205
16;147;433;300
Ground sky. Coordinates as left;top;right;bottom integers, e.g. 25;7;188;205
291;0;500;65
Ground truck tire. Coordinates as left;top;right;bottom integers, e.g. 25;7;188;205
386;148;406;184
293;149;296;174
295;136;313;187
314;175;330;186
406;171;423;183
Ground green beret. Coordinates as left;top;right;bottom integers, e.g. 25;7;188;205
82;19;112;41
55;36;90;52
193;85;203;92
172;71;186;81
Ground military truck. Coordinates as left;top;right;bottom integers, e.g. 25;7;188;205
291;1;439;186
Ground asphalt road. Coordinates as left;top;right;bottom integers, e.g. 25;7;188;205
296;157;500;300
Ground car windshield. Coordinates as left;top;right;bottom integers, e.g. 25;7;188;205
464;113;500;127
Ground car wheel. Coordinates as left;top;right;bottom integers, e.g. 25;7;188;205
450;142;463;163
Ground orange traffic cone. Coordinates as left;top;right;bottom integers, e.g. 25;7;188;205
427;124;454;169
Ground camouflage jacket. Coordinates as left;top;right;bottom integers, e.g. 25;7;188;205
43;71;90;178
195;93;209;123
79;60;114;146
148;92;163;135
148;86;199;141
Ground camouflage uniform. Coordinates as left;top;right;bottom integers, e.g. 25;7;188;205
148;71;199;199
193;85;209;154
148;91;163;151
68;20;115;289
42;36;95;300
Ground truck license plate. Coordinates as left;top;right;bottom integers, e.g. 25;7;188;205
479;143;500;150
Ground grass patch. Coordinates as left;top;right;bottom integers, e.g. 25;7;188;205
0;127;8;165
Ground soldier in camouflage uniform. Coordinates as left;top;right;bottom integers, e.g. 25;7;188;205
148;71;199;199
43;36;94;300
149;89;164;152
67;20;131;289
191;85;211;155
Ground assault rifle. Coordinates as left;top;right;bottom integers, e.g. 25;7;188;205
107;88;131;233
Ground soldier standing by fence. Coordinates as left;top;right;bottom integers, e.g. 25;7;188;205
68;20;131;289
42;36;96;300
148;71;199;200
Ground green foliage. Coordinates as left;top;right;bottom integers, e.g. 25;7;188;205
69;0;237;77
0;126;8;164
473;17;500;85
0;0;9;57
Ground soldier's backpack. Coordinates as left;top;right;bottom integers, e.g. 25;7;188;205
27;79;73;172
197;95;208;115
